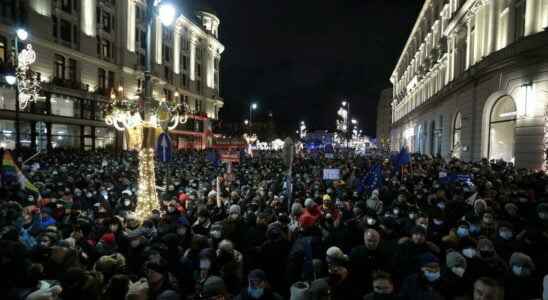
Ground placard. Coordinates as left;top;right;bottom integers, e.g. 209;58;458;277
323;168;340;180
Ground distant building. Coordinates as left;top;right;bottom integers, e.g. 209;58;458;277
0;0;224;150
389;0;548;169
376;87;392;146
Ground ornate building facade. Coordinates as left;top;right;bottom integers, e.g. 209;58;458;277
389;0;548;169
0;0;224;151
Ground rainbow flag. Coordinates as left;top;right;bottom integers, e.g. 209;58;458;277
1;151;39;194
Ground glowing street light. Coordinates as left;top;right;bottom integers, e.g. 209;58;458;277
351;118;358;125
16;28;28;41
244;119;249;125
249;102;258;125
158;2;177;26
4;75;16;86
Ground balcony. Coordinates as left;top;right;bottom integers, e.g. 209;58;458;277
50;77;90;92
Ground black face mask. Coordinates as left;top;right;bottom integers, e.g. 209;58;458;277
480;250;494;258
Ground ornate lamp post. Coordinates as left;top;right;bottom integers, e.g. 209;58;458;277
104;0;186;220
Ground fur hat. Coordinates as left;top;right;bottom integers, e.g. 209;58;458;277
446;251;467;269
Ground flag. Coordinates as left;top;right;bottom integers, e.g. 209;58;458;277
2;151;40;194
357;164;383;194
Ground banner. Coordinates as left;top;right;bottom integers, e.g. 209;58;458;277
323;168;340;180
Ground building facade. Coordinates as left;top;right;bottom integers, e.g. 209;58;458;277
0;0;224;151
389;0;548;169
376;87;392;147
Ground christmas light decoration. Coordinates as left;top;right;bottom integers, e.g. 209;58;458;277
134;126;160;220
16;44;41;110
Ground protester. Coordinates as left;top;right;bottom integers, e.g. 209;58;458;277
0;147;546;300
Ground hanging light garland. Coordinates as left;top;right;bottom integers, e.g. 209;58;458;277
16;44;41;110
135;147;159;220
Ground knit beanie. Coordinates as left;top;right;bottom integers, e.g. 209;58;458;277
446;251;467;269
509;252;535;270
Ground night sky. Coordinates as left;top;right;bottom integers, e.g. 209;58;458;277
192;0;425;136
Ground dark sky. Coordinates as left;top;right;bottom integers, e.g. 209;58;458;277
201;0;424;136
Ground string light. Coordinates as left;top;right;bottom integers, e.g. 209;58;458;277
135;147;159;220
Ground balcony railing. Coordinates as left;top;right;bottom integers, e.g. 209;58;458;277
50;77;89;92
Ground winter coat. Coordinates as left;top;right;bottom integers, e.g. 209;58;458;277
399;273;445;300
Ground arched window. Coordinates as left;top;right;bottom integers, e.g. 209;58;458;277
453;112;462;158
488;96;516;162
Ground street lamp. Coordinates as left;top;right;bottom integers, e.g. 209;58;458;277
4;75;16;85
104;0;184;220
244;119;249;126
249;102;258;125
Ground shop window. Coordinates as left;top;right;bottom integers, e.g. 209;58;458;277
51;123;80;149
453;112;462;158
95;127;115;148
0;119;15;149
51;95;80;118
488;96;516;162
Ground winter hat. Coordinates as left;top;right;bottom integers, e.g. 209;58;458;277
304;198;315;209
290;282;311;300
202;276;225;297
145;257;169;275
326;246;348;266
248;269;267;282
446;251;467;269
419;252;439;267
477;238;495;252
229;204;241;215
322;194;332;202
291;203;304;216
94;253;126;276
410;225;427;236
157;290;179;300
509;252;535;270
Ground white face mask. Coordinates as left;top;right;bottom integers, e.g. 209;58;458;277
451;267;465;277
462;248;476;258
199;259;211;270
130;240;140;248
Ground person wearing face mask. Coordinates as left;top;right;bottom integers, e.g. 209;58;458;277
443;220;476;250
400;252;444;300
474;238;508;283
493;222;518;262
308;247;353;299
504;252;539;300
235;269;282;300
363;271;398;300
350;229;388;296
395;225;440;279
223;205;245;250
192;206;212;236
440;251;472;300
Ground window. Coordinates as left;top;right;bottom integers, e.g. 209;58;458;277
139;30;146;50
60;19;72;42
196;80;202;93
514;0;526;40
164;89;173;101
82;100;93;119
0;0;16;20
163;45;171;62
61;0;72;13
95;101;107;121
102;11;112;32
0;120;15;149
488;96;516;162
108;71;115;91
51;95;80;118
0;88;15;110
55;54;66;79
182;73;188;87
196;64;201;77
68;59;77;81
196;47;202;60
51;123;81;149
95;127;115;148
164;66;172;84
453;112;462;158
52;16;58;38
101;39;111;58
98;68;106;90
73;25;79;45
0;36;6;65
182;55;188;70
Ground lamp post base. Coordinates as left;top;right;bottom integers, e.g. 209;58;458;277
135;125;159;220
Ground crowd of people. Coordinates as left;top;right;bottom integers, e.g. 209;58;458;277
1;147;548;300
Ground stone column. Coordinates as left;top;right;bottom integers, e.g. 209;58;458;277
126;0;135;51
525;0;539;36
465;20;472;68
81;0;97;37
173;29;181;74
155;18;163;65
189;34;198;81
486;0;497;55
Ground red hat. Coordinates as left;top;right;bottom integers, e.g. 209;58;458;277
100;233;116;246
